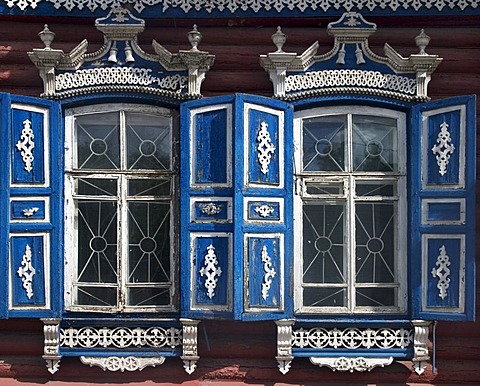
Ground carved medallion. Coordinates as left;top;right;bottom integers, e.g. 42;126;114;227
17;244;36;299
256;121;276;175
431;121;455;176
199;244;222;299
431;245;451;299
16;119;35;173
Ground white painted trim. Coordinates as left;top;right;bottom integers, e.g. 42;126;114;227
421;198;466;226
8;232;51;311
189;232;233;312
243;233;285;313
189;103;233;188
421;234;465;314
11;103;50;189
244;103;285;189
421;104;466;190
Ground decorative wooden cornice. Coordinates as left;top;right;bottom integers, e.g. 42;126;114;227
260;12;442;102
28;7;214;102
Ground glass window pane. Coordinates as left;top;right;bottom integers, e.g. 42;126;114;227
128;178;171;197
352;115;397;172
126;113;171;171
356;181;395;197
305;181;344;196
76;178;117;196
127;287;171;307
355;202;395;283
303;287;346;307
75;112;120;170
76;286;117;307
77;201;118;284
303;203;345;284
356;287;396;307
303;115;345;172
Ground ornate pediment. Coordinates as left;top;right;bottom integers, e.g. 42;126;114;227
260;12;442;102
28;6;214;102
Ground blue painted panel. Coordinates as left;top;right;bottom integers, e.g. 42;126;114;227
10;235;46;307
425;201;462;223
11;108;45;185
193;108;229;185
193;200;231;222
425;109;461;186
11;200;46;221
247;200;281;222
193;236;230;307
425;237;460;309
248;109;280;186
247;236;281;309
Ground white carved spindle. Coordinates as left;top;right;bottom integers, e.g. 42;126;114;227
42;318;61;374
16;119;35;172
17;244;36;299
275;319;294;374
431;122;455;176
199;244;222;299
261;246;276;300
80;356;165;371
180;319;200;374
412;320;431;375
256;121;276;175
431;245;451;299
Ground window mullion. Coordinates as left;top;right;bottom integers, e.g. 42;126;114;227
347;175;356;312
118;111;127;311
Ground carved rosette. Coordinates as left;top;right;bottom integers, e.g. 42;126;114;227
431;122;455;176
199;244;222;299
17;244;36;299
310;356;393;372
431;245;451;299
16;119;35;172
261;246;276;300
80;356;165;371
254;204;275;218
200;202;222;216
256;122;276;175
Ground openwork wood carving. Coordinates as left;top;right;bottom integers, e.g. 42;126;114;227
431;122;455;176
310;356;393;372
431;245;451;299
16;119;35;173
261;245;276;300
256;122;276;175
254;204;274;218
80;356;165;371
199;244;222;299
17;244;36;299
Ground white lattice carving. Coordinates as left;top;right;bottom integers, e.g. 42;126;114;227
16;119;35;173
310;356;393;372
5;0;479;13
431;245;451;299
199;244;222;299
56;69;187;92
431;122;455;176
256;122;276;175
200;202;222;216
254;204;275;218
60;326;182;349
285;70;416;95
80;356;165;371
293;327;413;349
22;207;39;217
261;246;276;300
17;244;36;299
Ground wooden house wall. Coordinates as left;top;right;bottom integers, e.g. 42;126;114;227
0;15;479;385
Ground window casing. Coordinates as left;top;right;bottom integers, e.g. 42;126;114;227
64;104;178;313
293;106;407;314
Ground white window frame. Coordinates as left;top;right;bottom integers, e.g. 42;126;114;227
64;103;178;313
293;106;407;315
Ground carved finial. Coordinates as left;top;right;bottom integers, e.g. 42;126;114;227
38;24;55;50
415;29;431;55
188;25;202;51
272;26;287;53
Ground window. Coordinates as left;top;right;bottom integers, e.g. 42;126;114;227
294;106;407;314
64;104;178;312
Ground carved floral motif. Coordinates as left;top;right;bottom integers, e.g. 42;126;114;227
261;246;276;300
431;121;455;176
80;356;165;371
256;121;276;175
200;202;222;216
431;245;451;299
254;204;275;218
16;119;35;173
199;244;222;299
22;207;39;217
310;356;393;372
17;244;36;299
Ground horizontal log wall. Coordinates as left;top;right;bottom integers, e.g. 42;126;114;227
0;15;479;385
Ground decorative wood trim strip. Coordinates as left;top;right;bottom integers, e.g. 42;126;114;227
309;356;394;372
80;356;165;371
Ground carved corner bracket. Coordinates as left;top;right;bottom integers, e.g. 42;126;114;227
412;320;431;375
180;318;200;374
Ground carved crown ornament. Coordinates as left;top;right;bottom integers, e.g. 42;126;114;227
28;6;214;102
260;12;442;102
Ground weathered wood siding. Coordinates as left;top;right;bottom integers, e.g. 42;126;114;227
0;15;479;385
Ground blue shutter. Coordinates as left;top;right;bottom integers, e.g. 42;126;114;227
180;94;293;321
410;95;476;321
0;94;62;319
